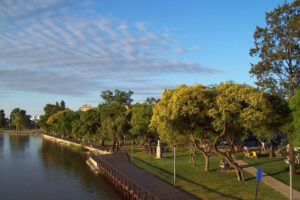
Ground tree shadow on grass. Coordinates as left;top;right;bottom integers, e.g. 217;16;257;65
133;156;243;200
245;168;289;181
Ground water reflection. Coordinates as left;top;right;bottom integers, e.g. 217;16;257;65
9;135;30;152
40;139;115;193
0;134;116;200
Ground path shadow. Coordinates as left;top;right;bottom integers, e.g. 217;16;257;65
133;156;243;200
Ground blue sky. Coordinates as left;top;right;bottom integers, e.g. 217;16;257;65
0;0;293;117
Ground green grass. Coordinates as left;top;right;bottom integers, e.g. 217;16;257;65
69;144;89;152
129;149;287;200
235;152;300;191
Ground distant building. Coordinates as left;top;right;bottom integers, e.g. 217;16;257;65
79;104;93;112
30;115;40;122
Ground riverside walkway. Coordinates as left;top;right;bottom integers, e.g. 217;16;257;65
95;152;197;200
233;156;300;200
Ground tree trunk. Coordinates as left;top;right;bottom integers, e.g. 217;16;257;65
99;139;104;146
204;154;209;172
289;143;296;175
147;141;152;155
190;146;196;166
212;125;245;181
191;137;211;171
269;147;274;158
215;150;245;181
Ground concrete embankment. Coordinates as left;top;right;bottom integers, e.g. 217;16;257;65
42;134;111;155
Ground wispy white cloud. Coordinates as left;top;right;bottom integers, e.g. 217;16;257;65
0;0;219;97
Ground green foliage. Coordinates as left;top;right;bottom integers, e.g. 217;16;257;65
98;102;130;139
10;108;31;130
56;111;80;137
71;109;102;140
151;84;214;145
209;82;266;136
38;100;66;130
101;89;133;106
249;0;299;99
130;102;156;141
255;93;290;143
0;109;5;128
290;90;300;145
69;144;88;152
98;89;133;142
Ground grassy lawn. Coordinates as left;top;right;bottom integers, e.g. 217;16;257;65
129;149;287;200
235;152;300;191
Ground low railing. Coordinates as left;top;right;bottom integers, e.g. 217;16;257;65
91;153;160;200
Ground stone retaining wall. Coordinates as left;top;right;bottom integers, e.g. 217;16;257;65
42;134;111;155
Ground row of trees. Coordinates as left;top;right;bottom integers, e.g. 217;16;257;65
38;90;158;152
151;82;299;181
37;84;298;182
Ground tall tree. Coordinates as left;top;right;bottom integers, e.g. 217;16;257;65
151;84;215;170
0;109;5;128
130;102;157;154
99;90;133;151
98;102;130;152
10;108;30;130
101;90;133;106
249;0;299;173
255;93;290;157
249;0;299;98
60;100;66;110
208;82;266;181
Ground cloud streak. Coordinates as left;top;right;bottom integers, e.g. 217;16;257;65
0;0;219;97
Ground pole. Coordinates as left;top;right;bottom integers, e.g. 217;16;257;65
174;145;176;187
131;138;133;161
124;135;126;151
290;162;293;200
255;181;259;200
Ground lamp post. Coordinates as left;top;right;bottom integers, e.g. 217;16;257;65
285;155;293;200
290;159;293;200
131;138;133;161
174;145;176;187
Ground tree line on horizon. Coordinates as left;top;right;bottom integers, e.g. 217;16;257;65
0;0;299;182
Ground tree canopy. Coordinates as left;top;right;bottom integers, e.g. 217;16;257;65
249;0;299;99
10;108;31;130
290;90;300;145
0;109;5;128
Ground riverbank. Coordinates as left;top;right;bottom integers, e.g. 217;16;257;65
42;134;111;155
0;131;40;136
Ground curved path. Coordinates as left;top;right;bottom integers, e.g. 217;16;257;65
233;156;300;200
96;152;197;200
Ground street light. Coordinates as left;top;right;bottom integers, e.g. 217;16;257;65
285;156;293;200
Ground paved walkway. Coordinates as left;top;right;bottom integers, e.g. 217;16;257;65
233;156;300;200
97;152;197;200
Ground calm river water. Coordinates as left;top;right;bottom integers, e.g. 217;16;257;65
0;134;117;200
